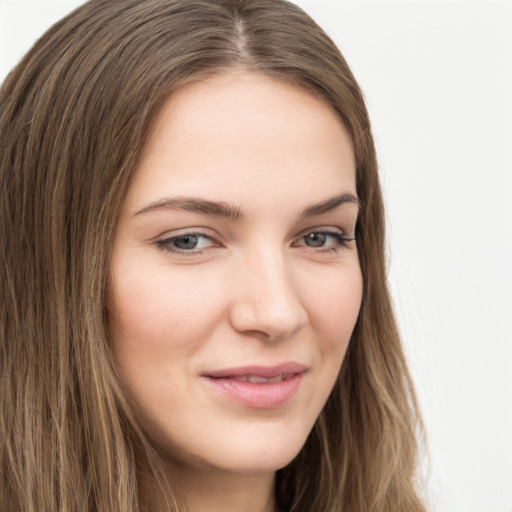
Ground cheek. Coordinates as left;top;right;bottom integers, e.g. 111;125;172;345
106;264;223;432
106;259;236;431
289;261;362;433
108;262;223;355
305;261;363;370
307;261;363;336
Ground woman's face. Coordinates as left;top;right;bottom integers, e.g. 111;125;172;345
108;72;362;475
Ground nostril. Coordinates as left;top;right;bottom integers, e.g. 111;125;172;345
229;296;308;341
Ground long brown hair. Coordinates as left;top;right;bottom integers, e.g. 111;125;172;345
0;1;426;510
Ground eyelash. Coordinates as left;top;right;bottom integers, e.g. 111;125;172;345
293;229;355;252
155;228;355;255
155;232;218;254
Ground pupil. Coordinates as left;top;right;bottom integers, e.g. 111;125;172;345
174;235;198;249
305;233;326;247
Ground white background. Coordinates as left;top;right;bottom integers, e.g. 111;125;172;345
1;1;511;511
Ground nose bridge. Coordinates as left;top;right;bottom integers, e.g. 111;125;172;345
230;244;308;339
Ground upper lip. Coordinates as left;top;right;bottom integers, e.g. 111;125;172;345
202;362;307;379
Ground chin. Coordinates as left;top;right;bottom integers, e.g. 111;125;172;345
149;418;312;475
212;441;305;474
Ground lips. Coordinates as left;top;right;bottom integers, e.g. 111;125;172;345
227;374;292;383
201;362;307;409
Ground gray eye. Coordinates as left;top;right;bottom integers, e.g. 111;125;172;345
173;235;199;249
157;232;217;254
304;233;326;247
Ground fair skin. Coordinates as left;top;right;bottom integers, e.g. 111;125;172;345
108;71;363;512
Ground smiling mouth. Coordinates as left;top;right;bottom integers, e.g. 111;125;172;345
202;362;307;408
222;373;296;383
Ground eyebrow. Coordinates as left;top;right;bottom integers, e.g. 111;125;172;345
134;197;243;220
298;192;360;218
133;192;359;220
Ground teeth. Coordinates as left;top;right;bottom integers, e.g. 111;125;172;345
230;374;286;383
248;375;270;383
231;376;250;382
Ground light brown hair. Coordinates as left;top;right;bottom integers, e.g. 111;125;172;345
0;1;426;510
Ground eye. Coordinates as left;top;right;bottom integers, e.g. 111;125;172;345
303;232;329;248
294;229;354;251
156;232;217;254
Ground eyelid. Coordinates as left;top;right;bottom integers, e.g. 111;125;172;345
298;225;344;236
154;227;224;255
295;226;353;241
292;226;355;250
153;225;204;239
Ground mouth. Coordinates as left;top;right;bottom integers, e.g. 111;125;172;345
223;373;295;383
201;362;307;409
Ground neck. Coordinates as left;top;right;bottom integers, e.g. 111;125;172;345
175;466;276;512
139;458;277;512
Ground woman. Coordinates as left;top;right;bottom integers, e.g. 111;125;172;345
0;1;426;511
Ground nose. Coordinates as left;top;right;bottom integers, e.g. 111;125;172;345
229;249;309;341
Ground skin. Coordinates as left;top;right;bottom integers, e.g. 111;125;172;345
108;71;363;512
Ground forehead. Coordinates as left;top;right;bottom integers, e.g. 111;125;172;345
126;72;356;214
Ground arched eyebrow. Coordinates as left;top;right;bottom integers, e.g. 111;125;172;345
298;192;360;218
133;192;359;220
133;197;243;220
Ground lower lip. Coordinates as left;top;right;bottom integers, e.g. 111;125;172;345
203;373;304;409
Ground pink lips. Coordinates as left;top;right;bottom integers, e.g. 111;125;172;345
201;362;307;409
